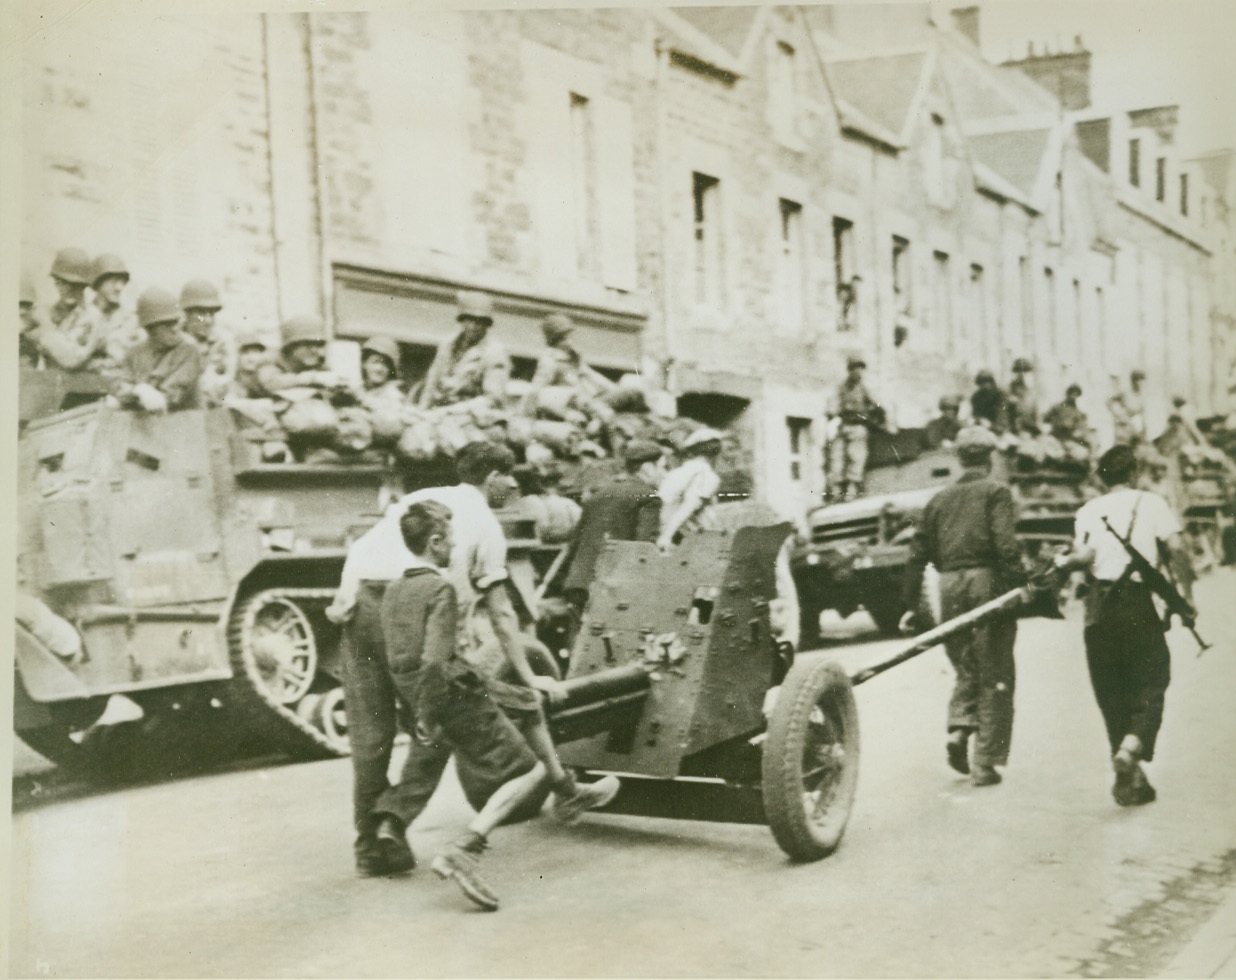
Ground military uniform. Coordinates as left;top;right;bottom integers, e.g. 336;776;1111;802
903;427;1025;779
35;300;109;372
116;337;205;412
420;334;510;408
829;362;879;498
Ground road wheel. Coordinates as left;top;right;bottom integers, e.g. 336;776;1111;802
457;636;560;823
763;655;860;862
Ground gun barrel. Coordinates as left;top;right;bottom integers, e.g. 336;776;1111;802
850;587;1029;687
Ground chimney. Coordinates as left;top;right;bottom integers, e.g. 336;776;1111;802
1002;36;1093;111
950;6;980;46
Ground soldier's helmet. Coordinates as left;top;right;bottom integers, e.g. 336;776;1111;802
20;272;37;306
1066;383;1082;397
954;425;999;463
939;394;962;411
974;369;996;385
1131;369;1147;382
1012;357;1034;373
50;248;91;285
90;254;130;288
280;314;328;351
456;290;494;322
846;355;867;370
361;335;400;369
136;288;182;330
235;332;269;352
541;312;574;345
180;279;223;312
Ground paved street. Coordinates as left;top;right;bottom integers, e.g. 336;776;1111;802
9;568;1236;978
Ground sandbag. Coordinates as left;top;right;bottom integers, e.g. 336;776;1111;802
280;398;339;438
333;407;375;454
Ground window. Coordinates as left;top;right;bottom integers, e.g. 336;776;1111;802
1155;157;1166;202
1128;138;1141;186
1180;173;1189;216
932;250;951;342
833;217;856;331
924;113;946;203
692;172;724;306
777;198;805;331
892;236;912;315
787;416;812;483
769;41;798;139
569;93;597;278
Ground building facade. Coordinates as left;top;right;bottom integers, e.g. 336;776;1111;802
21;4;1235;519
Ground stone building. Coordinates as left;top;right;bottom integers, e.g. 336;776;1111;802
20;4;1234;518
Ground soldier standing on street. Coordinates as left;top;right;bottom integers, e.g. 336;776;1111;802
112;288;204;413
35;247;108;373
827;355;881;501
900;425;1026;787
416;290;510;409
180;279;237;406
1051;444;1194;806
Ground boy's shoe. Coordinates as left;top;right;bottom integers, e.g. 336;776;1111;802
431;845;500;912
355;833;414;878
1114;763;1157;807
374;815;416;874
970;764;1002;787
552;775;621;824
946;730;971;775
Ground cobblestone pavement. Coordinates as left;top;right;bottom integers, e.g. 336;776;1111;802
9;568;1235;978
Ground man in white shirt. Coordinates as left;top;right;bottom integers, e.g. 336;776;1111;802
327;441;617;871
1054;444;1194;807
657;427;724;551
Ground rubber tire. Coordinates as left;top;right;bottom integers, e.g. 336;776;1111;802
457;636;560;824
762;656;860;862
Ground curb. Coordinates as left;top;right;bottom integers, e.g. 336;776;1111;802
1161;888;1236;978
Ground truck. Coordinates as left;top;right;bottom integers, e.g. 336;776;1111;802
791;428;1089;645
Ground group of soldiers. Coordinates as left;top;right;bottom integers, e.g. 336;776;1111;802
19;248;684;474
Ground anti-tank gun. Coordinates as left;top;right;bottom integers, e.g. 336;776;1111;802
538;525;1064;861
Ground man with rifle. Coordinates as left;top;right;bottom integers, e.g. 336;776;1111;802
1053;444;1199;807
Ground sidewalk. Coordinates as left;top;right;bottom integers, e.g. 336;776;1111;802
1162;888;1236;978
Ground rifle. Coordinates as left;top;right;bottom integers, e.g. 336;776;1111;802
1100;516;1211;653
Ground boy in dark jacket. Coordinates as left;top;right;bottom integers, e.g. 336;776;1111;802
366;501;549;911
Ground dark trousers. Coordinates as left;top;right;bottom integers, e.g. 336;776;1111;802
1083;581;1171;761
940;567;1017;767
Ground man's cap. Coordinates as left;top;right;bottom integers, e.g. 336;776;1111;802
180;279;223;312
136;288;181;330
1097;444;1137;485
361;335;400;365
1012;357;1034;373
846;355;867;370
683;426;725;450
974;369;995;384
456;290;494;321
622;439;665;466
939;394;962;410
90;254;129;288
50;247;91;285
541;312;574;344
955;425;998;461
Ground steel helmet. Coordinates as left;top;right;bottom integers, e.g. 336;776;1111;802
846;355;867;370
180;279;223;312
136;288;182;329
20;272;37;305
975;369;995;385
1012;357;1034;373
90;254;130;288
280;314;327;350
50;247;91;285
541;312;574;344
939;394;962;411
235;332;269;352
456;290;494;321
361;335;400;367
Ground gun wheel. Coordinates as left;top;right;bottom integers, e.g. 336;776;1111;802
763;656;860;862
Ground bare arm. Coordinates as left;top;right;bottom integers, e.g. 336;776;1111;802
478;583;565;702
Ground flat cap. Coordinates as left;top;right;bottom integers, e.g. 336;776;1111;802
683;426;725;449
622;439;665;466
846;355;867;370
955;425;998;457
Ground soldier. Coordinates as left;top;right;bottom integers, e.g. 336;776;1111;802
900;426;1025;787
84;254;141;373
925;395;963;449
1108;369;1148;447
19;272;41;367
180;279;237;406
827;355;881;501
1051;444;1194;806
523;312;616;419
359;336;405;411
1007;358;1039;434
1043;384;1091;462
657;426;724;551
970;369;1008;433
256;315;342;393
112;288;204;413
34;247;109;372
416;290;510;409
